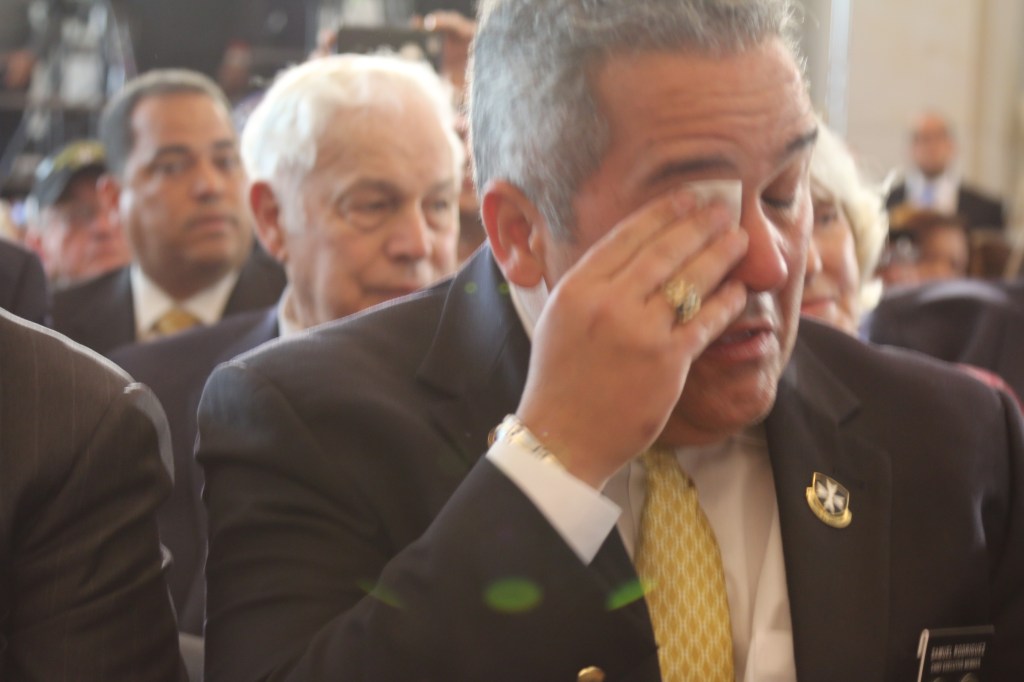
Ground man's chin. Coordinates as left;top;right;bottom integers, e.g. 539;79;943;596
666;368;780;446
184;252;244;279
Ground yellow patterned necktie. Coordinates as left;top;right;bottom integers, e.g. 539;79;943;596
151;307;202;337
635;447;735;682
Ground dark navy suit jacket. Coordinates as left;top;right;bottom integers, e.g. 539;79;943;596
0;240;48;326
197;248;1024;681
112;307;279;636
53;247;285;356
886;181;1006;231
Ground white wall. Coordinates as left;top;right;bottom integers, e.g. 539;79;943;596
836;0;1023;208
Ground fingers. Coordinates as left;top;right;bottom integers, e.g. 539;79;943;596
631;201;744;301
671;279;748;356
422;11;476;41
578;189;744;311
575;187;701;280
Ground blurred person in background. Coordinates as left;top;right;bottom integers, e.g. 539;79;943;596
802;123;1021;404
878;208;969;287
0;200;20;241
801;120;886;335
111;53;462;640
886;112;1004;232
0;0;37;150
24;140;132;288
52;69;284;356
118;0;265;100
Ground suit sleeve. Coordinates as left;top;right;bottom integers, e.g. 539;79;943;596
3;248;49;327
6;384;185;681
15;250;50;327
988;389;1024;676
198;362;657;682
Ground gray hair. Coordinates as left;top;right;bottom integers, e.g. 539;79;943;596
810;120;888;314
470;0;804;239
99;69;232;178
240;54;464;232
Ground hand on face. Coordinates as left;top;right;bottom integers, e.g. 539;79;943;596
516;189;749;488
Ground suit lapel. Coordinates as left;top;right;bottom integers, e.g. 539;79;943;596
218;307;279;365
766;335;892;680
66;268;136;355
100;269;137;354
415;250;655;658
224;249;287;316
416;248;530;468
192;308;281;529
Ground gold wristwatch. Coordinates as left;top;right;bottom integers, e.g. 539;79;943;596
488;414;565;469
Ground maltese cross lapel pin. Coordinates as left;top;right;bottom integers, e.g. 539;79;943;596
805;472;853;528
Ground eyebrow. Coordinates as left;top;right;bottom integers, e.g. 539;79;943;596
151;145;193;159
647;156;734;187
785;126;819;157
151;139;238;159
344;178;458;195
646;125;820;188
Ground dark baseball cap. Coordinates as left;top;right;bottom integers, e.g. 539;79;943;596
30;140;107;208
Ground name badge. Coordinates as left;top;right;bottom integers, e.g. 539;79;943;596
917;625;994;681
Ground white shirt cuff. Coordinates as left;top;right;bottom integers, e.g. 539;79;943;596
486;439;621;564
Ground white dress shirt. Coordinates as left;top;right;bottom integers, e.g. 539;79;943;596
904;168;959;214
276;285;302;339
131;264;240;341
486;279;797;681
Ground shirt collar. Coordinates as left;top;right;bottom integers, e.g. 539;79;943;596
276;285;302;339
904;167;960;212
508;279;549;340
131;263;241;339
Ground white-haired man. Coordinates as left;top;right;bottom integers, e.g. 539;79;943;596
243;54;461;331
111;53;461;640
199;1;1024;680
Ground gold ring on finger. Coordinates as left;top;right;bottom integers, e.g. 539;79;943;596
663;278;702;324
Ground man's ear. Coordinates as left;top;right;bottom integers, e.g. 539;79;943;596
250;181;288;264
480;180;546;287
96;174;123;233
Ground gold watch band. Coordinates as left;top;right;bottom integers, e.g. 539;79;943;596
488;414;565;469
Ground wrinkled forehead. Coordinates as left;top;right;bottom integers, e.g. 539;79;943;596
591;40;814;178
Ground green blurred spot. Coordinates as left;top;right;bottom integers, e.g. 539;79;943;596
605;578;647;611
357;579;403;609
484;577;542;613
464;281;479;295
497;282;511;296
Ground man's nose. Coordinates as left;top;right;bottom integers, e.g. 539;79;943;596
192;158;228;198
386;205;432;262
804;231;823;285
732;203;791;293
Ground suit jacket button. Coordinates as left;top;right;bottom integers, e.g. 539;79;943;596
577;666;606;682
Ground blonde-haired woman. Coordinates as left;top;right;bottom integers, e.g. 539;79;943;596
801;119;887;335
